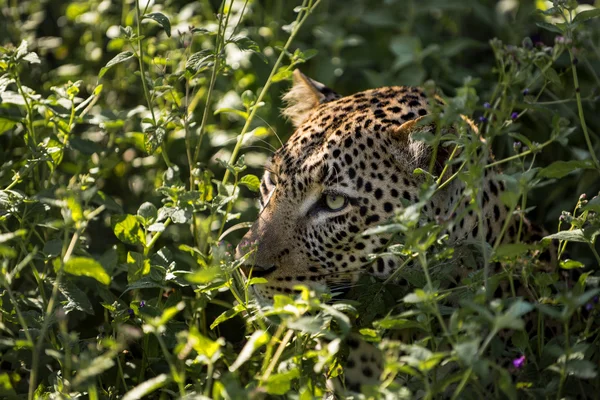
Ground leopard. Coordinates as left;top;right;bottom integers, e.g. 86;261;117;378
234;69;553;394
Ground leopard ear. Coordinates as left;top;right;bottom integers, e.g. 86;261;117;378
282;69;341;127
389;116;430;143
389;117;448;171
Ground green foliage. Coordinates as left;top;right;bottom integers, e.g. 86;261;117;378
0;0;599;399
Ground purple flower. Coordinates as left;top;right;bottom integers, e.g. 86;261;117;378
594;296;599;304
511;112;519;119
140;300;146;308
127;308;134;316
478;116;488;123
484;102;491;109
523;88;530;95
585;303;593;311
512;355;526;369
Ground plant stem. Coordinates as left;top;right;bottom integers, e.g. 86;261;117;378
221;0;321;187
191;0;230;168
134;0;171;168
568;49;600;171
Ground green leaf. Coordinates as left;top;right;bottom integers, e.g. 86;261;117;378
494;300;533;331
210;303;245;329
143;12;171;37
535;21;563;34
542;67;561;86
0;229;26;244
112;214;145;246
122;374;170;400
214;107;249;120
0;118;16;135
186;49;214;73
493;243;537;259
239;174;261;192
498;367;517;400
63;257;111;285
187;326;222;361
454;340;479;365
565;359;597;379
99;51;134;78
560;259;585;269
272;67;293;83
127;251;151;283
186;266;222;284
583;196;600;213
137;202;157;226
57;279;94;314
573;8;600;24
0;373;16;397
144;125;166;154
538;160;595;179
154;301;184;327
71;353;115;387
229;330;270;372
265;368;300;395
543;229;588;243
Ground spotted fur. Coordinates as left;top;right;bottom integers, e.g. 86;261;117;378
236;70;515;302
234;70;548;394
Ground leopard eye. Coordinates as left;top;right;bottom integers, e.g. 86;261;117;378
324;193;347;211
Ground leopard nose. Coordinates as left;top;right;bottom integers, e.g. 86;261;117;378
240;264;277;277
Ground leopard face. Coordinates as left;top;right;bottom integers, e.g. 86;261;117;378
235;70;509;303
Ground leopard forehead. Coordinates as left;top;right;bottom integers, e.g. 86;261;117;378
272;85;430;179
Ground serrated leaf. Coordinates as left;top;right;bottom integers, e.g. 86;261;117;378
186;49;214;73
57;279;94;314
143;12;171;37
62;257;111;285
239;174;260;192
538;160;595;179
99;51;134;78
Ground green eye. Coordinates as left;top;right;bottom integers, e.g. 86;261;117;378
325;193;347;211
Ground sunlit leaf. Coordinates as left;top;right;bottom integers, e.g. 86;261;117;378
62;257;111;286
